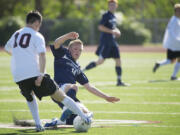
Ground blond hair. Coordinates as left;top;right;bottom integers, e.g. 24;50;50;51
174;3;180;11
108;0;118;4
68;39;83;49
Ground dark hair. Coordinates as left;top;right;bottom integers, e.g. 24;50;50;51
26;10;42;24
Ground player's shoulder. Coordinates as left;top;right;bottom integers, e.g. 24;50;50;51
102;11;109;17
32;31;45;42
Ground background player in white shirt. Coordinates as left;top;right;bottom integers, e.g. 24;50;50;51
5;11;92;132
153;3;180;80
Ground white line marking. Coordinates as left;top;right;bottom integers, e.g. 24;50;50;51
0;119;179;129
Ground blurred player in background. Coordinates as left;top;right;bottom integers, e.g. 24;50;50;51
4;11;92;132
44;32;120;127
153;3;180;80
83;0;128;86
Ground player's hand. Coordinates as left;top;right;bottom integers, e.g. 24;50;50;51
105;96;120;103
35;75;44;86
112;28;121;38
67;32;79;40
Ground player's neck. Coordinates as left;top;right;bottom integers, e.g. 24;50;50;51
108;10;115;14
26;24;38;31
175;14;180;18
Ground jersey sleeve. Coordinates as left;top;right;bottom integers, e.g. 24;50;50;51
99;13;108;25
34;33;46;53
4;32;16;53
76;72;89;85
50;45;67;58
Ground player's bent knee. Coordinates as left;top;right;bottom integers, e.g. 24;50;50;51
25;95;33;102
72;85;78;92
171;59;176;63
51;89;66;102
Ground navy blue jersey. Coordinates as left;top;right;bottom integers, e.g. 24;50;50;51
50;45;89;85
99;11;117;43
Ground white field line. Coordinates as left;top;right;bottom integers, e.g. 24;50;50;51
0;86;18;91
0;124;180;129
1;81;179;91
1;99;180;105
0;109;180;115
83;80;180;86
0;120;180;129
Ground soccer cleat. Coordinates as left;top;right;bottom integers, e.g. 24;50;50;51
153;63;160;73
44;118;58;128
83;112;93;124
116;81;129;86
84;117;92;125
171;76;178;80
35;124;45;132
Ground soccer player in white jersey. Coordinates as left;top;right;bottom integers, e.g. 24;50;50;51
153;4;180;80
4;11;91;132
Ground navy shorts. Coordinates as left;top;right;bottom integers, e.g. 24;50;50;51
17;74;58;101
96;39;120;59
167;49;180;60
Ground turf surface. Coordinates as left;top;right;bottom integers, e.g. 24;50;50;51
0;51;180;135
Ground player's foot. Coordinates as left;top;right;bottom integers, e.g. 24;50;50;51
171;76;178;80
84;117;92;125
35;124;45;132
44;118;58;128
117;81;129;86
153;63;160;73
87;112;93;119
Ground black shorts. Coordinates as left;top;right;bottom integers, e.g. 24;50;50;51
17;74;58;101
167;49;180;60
96;45;120;59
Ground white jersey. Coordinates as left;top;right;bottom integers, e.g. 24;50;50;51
163;16;180;51
5;27;46;82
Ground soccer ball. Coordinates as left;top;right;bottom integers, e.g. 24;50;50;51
73;116;91;132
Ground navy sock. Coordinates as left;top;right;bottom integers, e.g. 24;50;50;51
66;89;80;102
116;66;122;81
85;61;96;70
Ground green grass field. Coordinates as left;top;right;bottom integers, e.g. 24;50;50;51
0;51;180;135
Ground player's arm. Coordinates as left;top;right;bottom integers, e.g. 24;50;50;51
39;52;46;74
83;83;120;103
98;25;121;37
4;49;12;55
54;32;79;49
35;52;46;86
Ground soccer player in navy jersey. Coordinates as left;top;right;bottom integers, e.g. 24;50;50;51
83;0;128;86
45;32;120;126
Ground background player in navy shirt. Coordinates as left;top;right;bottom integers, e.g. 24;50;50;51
45;32;120;126
83;0;128;86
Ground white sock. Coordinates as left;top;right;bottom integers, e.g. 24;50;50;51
172;62;180;77
61;96;86;120
27;95;41;126
159;59;171;66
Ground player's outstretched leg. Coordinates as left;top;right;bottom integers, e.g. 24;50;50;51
153;59;171;73
51;89;91;124
83;61;96;71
